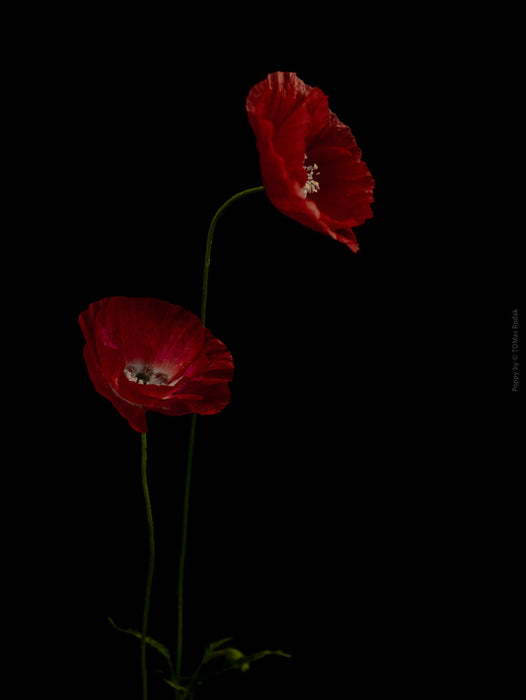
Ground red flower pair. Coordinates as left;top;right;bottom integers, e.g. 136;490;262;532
81;73;374;431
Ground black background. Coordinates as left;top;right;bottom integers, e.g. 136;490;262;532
14;7;521;699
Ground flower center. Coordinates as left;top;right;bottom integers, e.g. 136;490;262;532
124;363;169;385
302;156;321;196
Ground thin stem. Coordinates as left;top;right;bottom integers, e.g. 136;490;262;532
175;412;197;683
175;186;264;688
141;432;155;700
201;186;264;326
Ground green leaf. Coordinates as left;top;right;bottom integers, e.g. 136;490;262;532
205;637;234;655
243;648;291;665
196;638;291;681
108;617;174;674
224;648;291;673
164;678;188;692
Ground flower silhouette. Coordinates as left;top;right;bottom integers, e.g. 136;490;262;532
79;297;234;433
246;71;374;252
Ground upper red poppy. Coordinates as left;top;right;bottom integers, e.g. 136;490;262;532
246;71;374;252
79;297;234;433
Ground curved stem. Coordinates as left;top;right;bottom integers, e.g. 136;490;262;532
175;186;264;688
201;186;264;326
141;432;154;700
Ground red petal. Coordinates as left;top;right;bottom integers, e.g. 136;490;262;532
96;298;204;379
308;146;374;224
160;380;232;416
246;72;327;133
80;318;148;432
247;72;328;201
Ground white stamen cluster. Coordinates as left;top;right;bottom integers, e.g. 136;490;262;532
303;159;321;196
124;364;169;385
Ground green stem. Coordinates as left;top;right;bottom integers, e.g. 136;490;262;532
141;432;155;700
175;412;196;683
175;186;264;688
201;186;265;327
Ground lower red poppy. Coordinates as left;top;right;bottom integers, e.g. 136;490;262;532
79;297;234;433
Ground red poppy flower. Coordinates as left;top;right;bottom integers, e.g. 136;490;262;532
246;71;374;252
79;297;234;433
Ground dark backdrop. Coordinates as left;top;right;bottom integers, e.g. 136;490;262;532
21;8;521;699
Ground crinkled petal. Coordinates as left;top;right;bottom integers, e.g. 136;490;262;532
81;324;148;433
247;72;328;203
